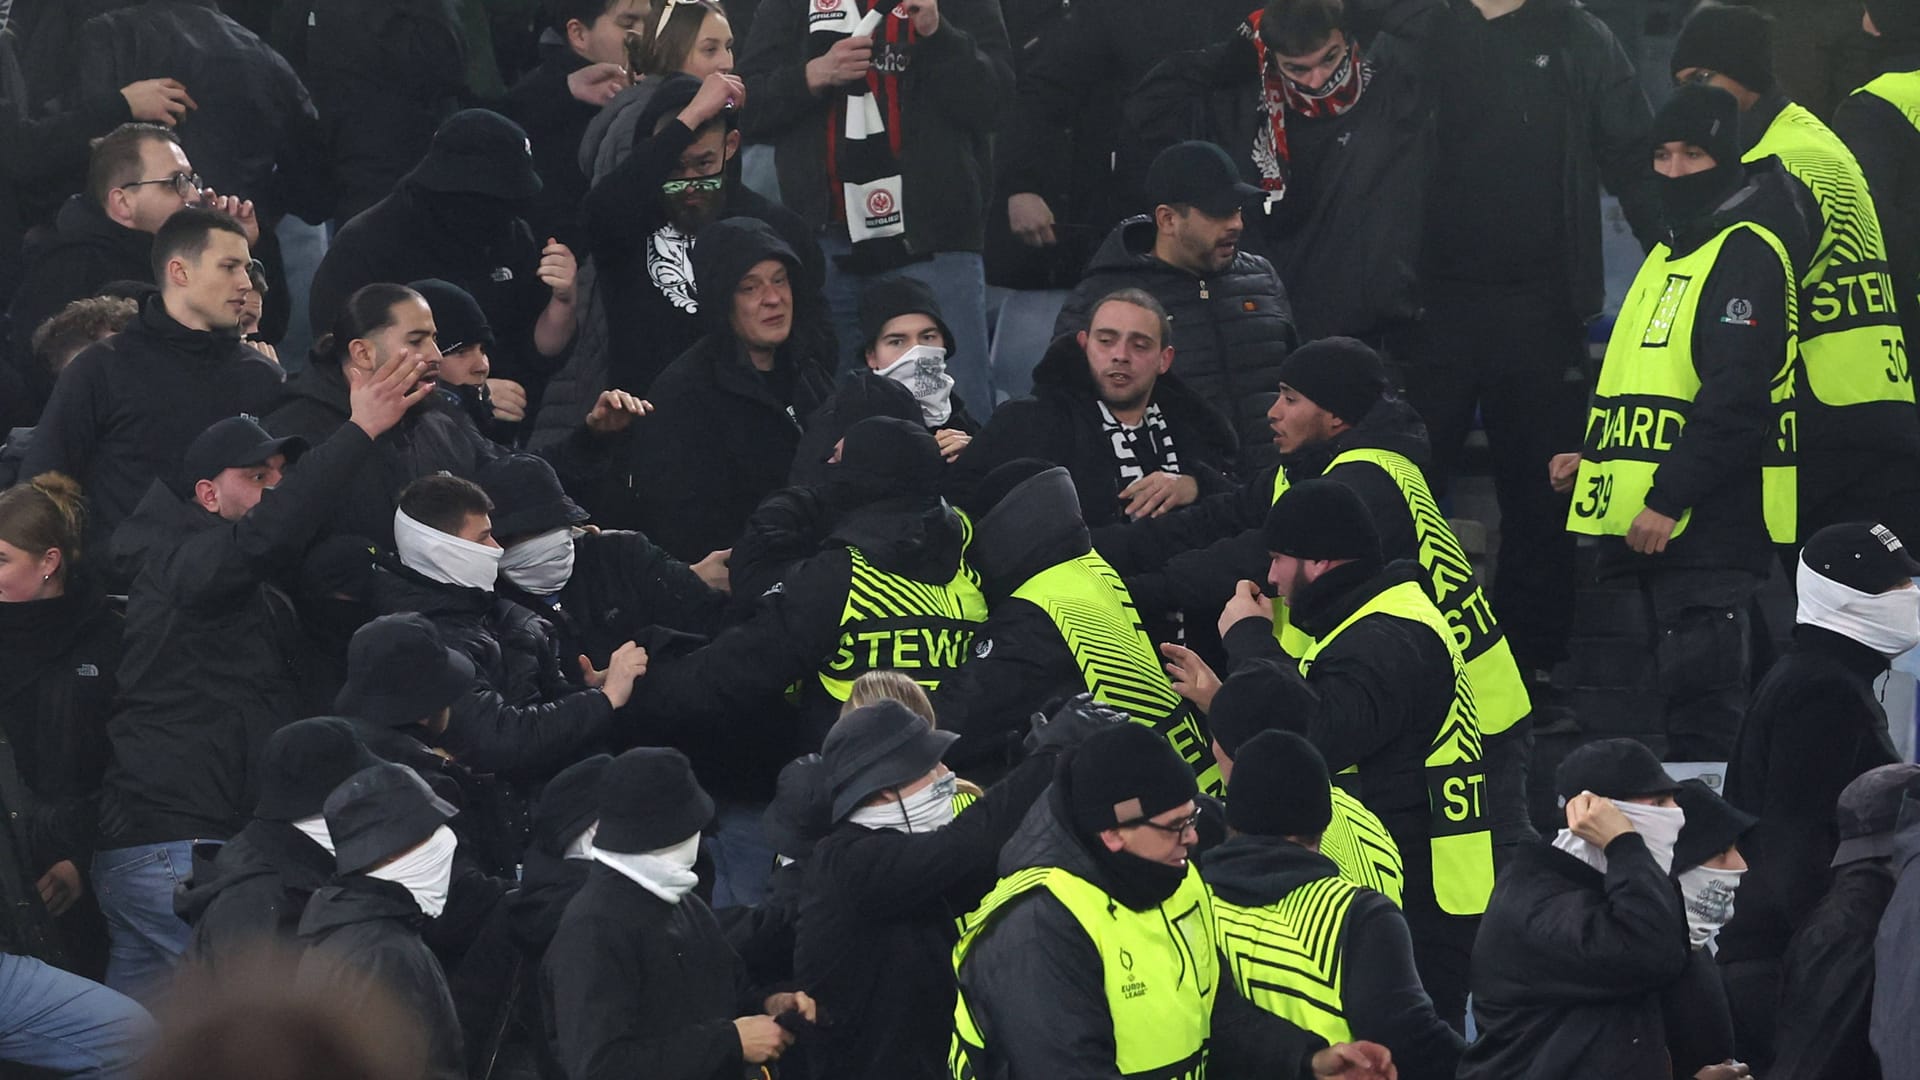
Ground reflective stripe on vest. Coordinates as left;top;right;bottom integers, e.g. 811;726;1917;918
1265;467;1319;655
1321;787;1405;907
1212;875;1361;1044
819;545;989;700
1746;102;1912;413
1856;70;1920;129
1568;220;1799;545
1297;580;1493;915
1012;554;1224;796
953;864;1216;1080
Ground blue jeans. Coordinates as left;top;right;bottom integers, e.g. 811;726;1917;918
817;235;995;421
92;841;202;1004
704;799;775;910
0;954;153;1079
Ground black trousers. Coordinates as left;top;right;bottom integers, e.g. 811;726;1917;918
1402;284;1591;674
1631;565;1762;762
1406;907;1479;1034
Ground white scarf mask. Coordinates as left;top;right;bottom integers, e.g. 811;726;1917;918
592;832;701;904
1552;798;1685;874
1797;560;1920;658
368;824;458;918
394;509;502;592
874;344;955;427
500;527;577;595
563;820;599;861
848;770;957;834
1676;864;1745;950
292;814;336;856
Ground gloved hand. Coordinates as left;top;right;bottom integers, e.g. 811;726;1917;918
1024;692;1129;755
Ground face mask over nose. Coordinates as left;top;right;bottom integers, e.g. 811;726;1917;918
394;509;503;593
1797;561;1920;657
847;771;958;833
874;344;955;426
499;527;577;595
1676;863;1745;949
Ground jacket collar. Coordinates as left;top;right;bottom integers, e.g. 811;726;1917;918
1790;623;1894;682
1201;833;1343;906
1288;558;1401;638
297;874;425;936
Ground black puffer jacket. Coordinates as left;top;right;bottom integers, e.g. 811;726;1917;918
946;332;1239;527
795;751;1055;1080
298;874;466;1080
175;817;334;974
1053;216;1294;468
1457;835;1690;1080
0;574;118;877
5;194;149;410
101;422;375;848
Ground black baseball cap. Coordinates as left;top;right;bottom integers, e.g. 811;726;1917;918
1833;763;1920;866
180;415;305;492
1555;738;1682;804
1145;141;1266;218
1800;521;1920;593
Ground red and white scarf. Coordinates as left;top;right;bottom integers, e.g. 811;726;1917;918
810;0;918;272
1243;10;1373;200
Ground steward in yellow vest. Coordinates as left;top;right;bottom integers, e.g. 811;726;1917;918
639;417;987;750
1835;7;1920;349
1093;341;1535;853
950;722;1394;1080
1206;731;1464;1080
1671;4;1920;547
1212;479;1492;1030
1555;85;1799;760
934;460;1221;793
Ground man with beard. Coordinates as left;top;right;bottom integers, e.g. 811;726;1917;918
949;289;1239;529
580;71;823;397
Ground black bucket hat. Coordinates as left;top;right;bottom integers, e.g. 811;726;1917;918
823;701;957;822
255;717;383;822
325;763;458;875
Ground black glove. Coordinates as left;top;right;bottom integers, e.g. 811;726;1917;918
1023;692;1128;755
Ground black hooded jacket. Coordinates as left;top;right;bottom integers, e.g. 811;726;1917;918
1050;217;1295;470
1203;835;1463;1080
21;294;285;548
946;332;1238;528
597;218;836;560
5;194;151;408
175;817;334;973
101;422;375;848
1770;858;1896;1080
497;527;729;671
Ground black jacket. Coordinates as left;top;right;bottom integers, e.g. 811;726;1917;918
795;751;1054;1080
1219;560;1459;917
500;41;597;250
947;333;1238;528
281;0;467;222
70;0;328;223
1717;625;1898;965
1126;8;1432;343
738;0;1013;256
541;864;753;1080
498;527;729;669
1770;858;1894;1080
1872;811;1920;1077
956;787;1330;1080
175;817;334;974
20;294;285;548
0;575;117;877
1202;835;1463;1080
298;874;466;1080
788;375;979;491
4;193;148;415
1457;836;1690;1080
309;184;565;399
1661;946;1736;1079
1053;216;1295;467
101;422;375;847
506;847;590;957
599;308;836;561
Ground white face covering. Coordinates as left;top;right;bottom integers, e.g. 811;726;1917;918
394;509;502;592
1796;560;1920;657
848;770;957;834
592;832;701;904
500;527;577;595
1551;797;1685;875
1676;863;1745;950
292;814;336;856
563;820;598;861
874;344;955;427
368;824;458;918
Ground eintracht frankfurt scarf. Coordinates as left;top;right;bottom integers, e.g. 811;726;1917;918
810;0;918;272
1244;10;1372;201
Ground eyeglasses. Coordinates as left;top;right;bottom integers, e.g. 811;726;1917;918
662;173;725;197
1123;810;1202;836
123;172;202;200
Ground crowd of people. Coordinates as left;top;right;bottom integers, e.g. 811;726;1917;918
4;0;1920;1076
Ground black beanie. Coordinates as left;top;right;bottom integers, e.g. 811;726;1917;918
1274;337;1389;425
1671;3;1775;94
823;415;945;510
1227;730;1333;838
1263;478;1383;563
1206;658;1295;757
1067;722;1199;835
959;457;1056;519
1650;83;1742;166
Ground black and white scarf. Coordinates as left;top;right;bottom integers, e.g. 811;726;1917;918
809;0;918;272
1100;401;1181;487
